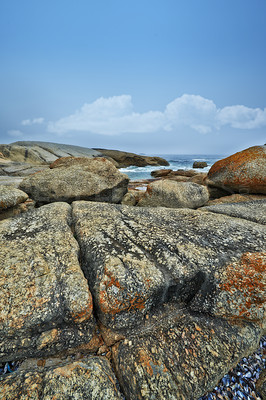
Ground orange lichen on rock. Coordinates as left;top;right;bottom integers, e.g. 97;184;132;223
209;147;263;176
218;252;266;321
138;349;155;376
71;303;93;323
99;266;146;315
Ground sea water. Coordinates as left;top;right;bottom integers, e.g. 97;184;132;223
119;154;225;180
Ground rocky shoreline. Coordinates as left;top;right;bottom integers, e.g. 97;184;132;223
0;142;265;399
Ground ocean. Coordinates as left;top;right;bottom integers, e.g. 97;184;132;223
119;154;225;180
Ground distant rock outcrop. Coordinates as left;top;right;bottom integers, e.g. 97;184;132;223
0;141;169;168
193;161;207;168
0;141;101;165
94;148;169;168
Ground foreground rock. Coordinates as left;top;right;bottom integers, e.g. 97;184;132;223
0;199;265;399
19;157;129;205
94;148;169;168
0;356;123;400
207;145;266;194
73;201;265;331
0;141;101;165
137;181;209;209
112;310;260;400
0;203;97;362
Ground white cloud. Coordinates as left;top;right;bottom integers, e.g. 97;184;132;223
47;94;266;136
7;129;24;137
21;117;44;126
217;105;266;129
48;95;165;135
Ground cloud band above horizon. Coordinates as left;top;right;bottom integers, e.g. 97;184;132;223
44;94;266;136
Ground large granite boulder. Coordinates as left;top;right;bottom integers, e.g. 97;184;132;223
0;203;97;362
0;356;123;400
207;145;266;194
137;181;209;209
94;148;169;168
19;157;129;205
0;141;101;165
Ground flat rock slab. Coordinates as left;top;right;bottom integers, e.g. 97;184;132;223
0;162;49;176
0;356;123;400
202;199;266;225
0;185;28;210
19;158;129;205
0;176;24;188
0;202;96;362
112;309;261;400
73;201;266;331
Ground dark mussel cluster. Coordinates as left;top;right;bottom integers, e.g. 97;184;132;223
0;360;21;375
199;336;266;400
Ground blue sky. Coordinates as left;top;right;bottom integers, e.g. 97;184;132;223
0;0;265;154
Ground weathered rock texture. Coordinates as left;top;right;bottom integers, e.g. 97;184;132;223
137;181;209;209
0;203;97;362
0;199;265;399
0;141;101;165
112;311;261;400
0;356;123;400
207;145;266;194
0;185;28;210
19;157;129;205
202;199;266;225
94;148;169;168
73;201;265;331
